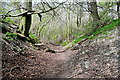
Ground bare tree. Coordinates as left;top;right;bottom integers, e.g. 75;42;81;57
117;1;120;19
23;0;32;37
76;2;83;28
88;0;100;32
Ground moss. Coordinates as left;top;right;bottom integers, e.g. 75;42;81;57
3;32;18;41
61;41;70;46
69;19;120;45
29;33;39;43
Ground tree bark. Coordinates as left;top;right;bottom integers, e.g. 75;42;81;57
117;1;120;19
76;2;83;28
88;0;100;32
88;1;100;21
24;0;32;37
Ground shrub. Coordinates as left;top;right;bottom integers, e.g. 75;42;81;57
29;33;40;43
3;32;17;41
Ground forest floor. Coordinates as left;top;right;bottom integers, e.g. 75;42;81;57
2;29;119;79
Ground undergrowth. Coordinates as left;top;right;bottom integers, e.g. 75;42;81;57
3;32;18;41
70;19;119;46
29;33;40;43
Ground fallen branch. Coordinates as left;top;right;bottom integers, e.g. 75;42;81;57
35;43;56;53
10;65;21;73
54;48;68;53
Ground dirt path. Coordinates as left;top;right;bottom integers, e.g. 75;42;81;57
19;36;119;78
22;28;119;78
21;44;78;78
2;29;119;79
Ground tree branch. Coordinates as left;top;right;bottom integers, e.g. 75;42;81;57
0;2;66;19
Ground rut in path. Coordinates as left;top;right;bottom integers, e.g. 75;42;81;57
24;44;78;78
44;48;78;78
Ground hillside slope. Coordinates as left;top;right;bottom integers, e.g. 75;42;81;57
2;27;119;79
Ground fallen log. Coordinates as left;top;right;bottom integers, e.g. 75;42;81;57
34;43;56;53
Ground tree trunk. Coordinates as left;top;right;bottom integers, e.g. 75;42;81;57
117;1;120;19
88;0;100;32
76;2;83;28
24;0;32;37
67;2;71;41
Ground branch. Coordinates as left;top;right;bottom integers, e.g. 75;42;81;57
40;2;65;14
0;19;18;29
5;12;28;17
0;2;66;19
76;2;90;12
1;7;28;19
39;16;54;36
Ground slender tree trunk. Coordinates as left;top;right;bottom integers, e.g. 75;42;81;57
88;1;100;21
77;2;83;28
117;1;120;19
24;0;32;37
67;2;71;41
88;0;100;32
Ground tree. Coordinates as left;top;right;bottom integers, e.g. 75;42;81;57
76;2;83;28
88;0;100;32
117;1;120;19
24;0;32;37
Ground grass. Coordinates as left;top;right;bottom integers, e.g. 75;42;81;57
70;19;120;46
61;41;70;46
29;33;40;43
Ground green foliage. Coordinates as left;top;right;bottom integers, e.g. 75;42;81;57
71;35;88;44
2;18;16;24
89;19;119;40
29;33;39;43
61;41;70;46
88;35;97;40
70;19;119;45
92;19;119;35
101;32;109;35
3;32;17;41
73;31;83;38
99;36;108;39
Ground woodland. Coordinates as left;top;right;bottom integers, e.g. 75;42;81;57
0;0;120;79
